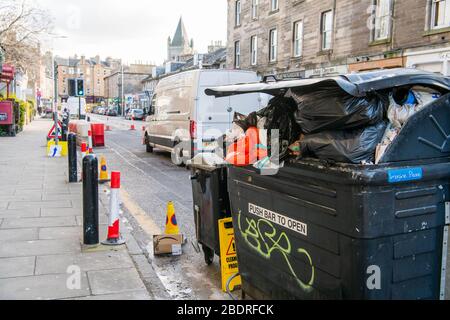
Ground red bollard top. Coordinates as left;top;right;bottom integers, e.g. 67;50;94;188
111;172;121;189
81;142;87;152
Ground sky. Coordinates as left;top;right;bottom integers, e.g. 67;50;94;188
37;0;228;65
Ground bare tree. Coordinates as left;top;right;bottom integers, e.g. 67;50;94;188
0;0;53;73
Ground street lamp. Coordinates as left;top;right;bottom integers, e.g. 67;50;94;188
48;34;68;112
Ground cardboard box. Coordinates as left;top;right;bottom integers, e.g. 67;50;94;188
153;234;183;256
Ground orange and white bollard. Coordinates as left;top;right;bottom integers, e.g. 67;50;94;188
102;172;126;246
88;130;93;154
81;142;88;158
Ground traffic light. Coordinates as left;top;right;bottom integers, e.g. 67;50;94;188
68;79;76;97
76;79;84;97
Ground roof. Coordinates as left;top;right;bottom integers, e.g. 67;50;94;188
205;68;450;98
171;17;190;47
55;57;79;67
55;56;111;68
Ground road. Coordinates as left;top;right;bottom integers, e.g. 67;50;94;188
88;114;230;300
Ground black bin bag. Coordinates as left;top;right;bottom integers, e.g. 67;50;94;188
287;85;388;134
300;121;387;164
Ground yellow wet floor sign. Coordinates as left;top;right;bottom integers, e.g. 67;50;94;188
218;217;241;292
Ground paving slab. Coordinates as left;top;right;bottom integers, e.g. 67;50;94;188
88;268;146;296
0;202;7;210
0;194;43;202
8;200;72;210
1;216;77;229
0;239;80;258
42;188;71;195
35;250;134;275
0;208;41;219
42;194;82;201
14;187;44;193
71;290;151;300
41;208;80;217
0;256;36;279
0;273;90;300
39;226;108;241
0;228;39;242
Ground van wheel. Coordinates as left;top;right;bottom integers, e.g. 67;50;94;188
145;136;153;153
172;146;185;167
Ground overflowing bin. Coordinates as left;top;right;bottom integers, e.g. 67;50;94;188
190;154;231;265
206;69;450;300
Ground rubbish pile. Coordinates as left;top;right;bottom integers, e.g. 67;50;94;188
224;83;442;167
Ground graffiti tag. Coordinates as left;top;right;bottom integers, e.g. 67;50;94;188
237;212;315;293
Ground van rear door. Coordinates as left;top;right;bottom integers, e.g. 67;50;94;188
196;71;231;152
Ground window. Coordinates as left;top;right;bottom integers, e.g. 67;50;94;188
293;21;303;57
321;10;333;50
271;0;278;11
252;0;259;19
269;28;278;62
234;41;241;68
235;0;241;26
431;0;450;29
250;36;258;65
373;0;392;40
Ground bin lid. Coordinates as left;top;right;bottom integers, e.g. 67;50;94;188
205;68;450;98
188;153;228;171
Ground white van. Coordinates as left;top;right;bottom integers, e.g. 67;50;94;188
65;97;86;120
144;69;266;164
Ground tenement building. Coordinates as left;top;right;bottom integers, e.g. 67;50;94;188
227;0;450;78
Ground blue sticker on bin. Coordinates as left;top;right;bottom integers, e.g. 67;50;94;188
388;168;423;183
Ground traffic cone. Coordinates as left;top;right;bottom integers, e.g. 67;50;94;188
165;201;180;235
105;125;112;132
130;124;136;131
102;172;126;246
99;156;110;184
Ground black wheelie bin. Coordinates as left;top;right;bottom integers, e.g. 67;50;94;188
189;154;231;265
205;69;450;300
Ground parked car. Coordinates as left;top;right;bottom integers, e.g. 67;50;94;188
126;109;145;120
107;108;118;116
144;69;267;164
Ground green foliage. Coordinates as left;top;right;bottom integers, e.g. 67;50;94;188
0;94;35;134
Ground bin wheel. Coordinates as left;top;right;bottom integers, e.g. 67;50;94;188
202;245;215;266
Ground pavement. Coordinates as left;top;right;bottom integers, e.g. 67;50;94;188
87;114;230;300
0;118;154;300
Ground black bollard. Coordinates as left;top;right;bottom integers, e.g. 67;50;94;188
83;155;99;245
68;134;77;183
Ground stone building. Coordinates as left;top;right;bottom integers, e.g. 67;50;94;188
54;55;120;103
104;63;154;109
167;17;195;62
227;0;450;78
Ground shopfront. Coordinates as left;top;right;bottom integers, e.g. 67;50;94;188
405;46;450;76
